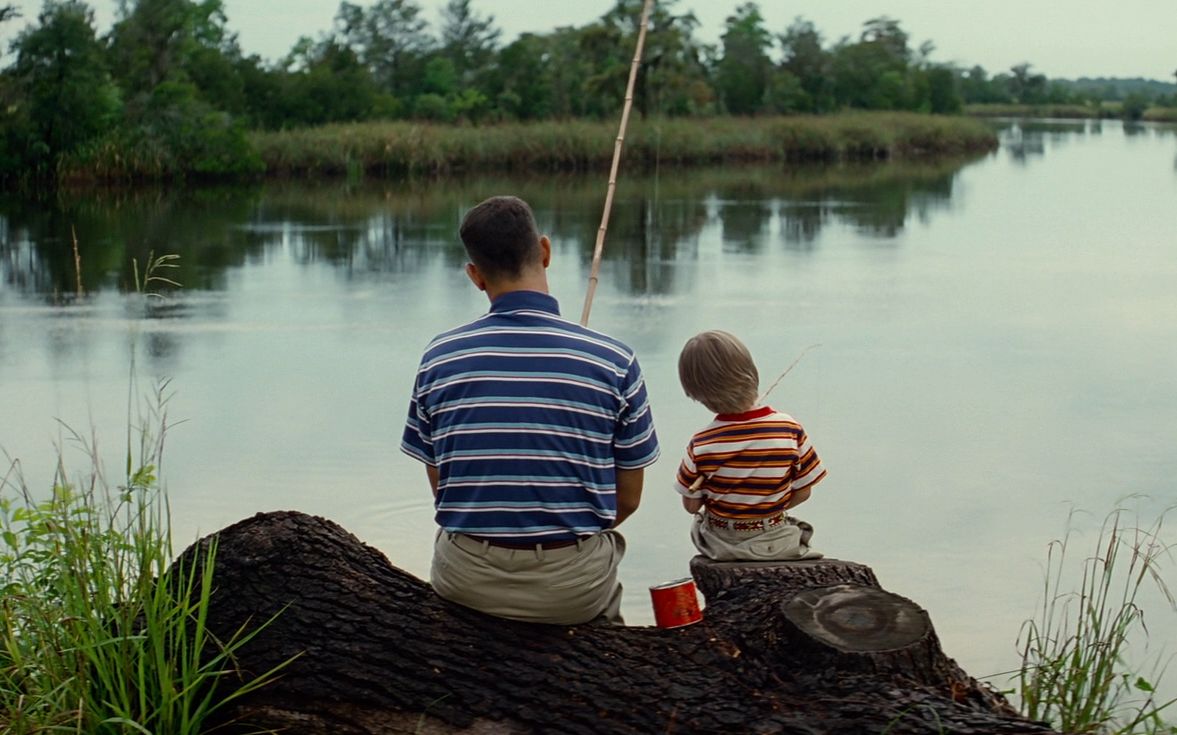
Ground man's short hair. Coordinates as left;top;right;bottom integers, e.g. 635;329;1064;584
459;196;542;280
678;330;760;415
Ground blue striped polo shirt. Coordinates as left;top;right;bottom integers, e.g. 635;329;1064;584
401;290;660;543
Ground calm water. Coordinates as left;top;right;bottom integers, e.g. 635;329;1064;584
3;120;1176;690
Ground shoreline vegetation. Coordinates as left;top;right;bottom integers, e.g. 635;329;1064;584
967;103;1177;122
3;425;1173;732
5;0;1173;185
56;112;999;182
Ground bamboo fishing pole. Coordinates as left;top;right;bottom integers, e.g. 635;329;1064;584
580;0;655;327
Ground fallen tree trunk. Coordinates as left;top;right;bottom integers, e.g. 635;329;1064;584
176;511;1058;735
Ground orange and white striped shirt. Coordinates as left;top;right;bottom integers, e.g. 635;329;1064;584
674;406;826;519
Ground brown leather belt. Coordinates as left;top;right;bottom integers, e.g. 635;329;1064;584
464;534;581;550
706;513;785;532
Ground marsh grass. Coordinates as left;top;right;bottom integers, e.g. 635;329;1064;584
1017;507;1177;734
0;253;290;733
1143;108;1177;123
0;382;290;734
249;112;997;179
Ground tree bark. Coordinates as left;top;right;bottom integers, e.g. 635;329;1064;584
176;511;1058;735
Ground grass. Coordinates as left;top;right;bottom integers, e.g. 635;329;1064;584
1016;506;1177;734
249;112;998;178
1143;108;1177;123
0;254;290;733
968;103;1177;124
966;103;1107;119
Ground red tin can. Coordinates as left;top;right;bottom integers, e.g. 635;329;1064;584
649;577;702;628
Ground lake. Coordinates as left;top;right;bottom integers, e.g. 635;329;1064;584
2;119;1176;695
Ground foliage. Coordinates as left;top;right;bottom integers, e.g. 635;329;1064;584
0;385;291;733
250;112;997;178
5;0;120;174
0;0;1169;181
1121;93;1149;122
716;2;772;114
336;0;431;99
0;253;292;732
1016;507;1177;735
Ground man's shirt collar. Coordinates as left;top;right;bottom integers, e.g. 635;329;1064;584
489;290;560;316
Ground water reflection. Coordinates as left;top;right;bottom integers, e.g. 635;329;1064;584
1;157;982;306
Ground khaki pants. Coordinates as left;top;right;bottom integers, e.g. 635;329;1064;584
690;513;822;562
431;530;626;625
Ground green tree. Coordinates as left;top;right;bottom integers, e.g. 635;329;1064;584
958;65;1011;104
103;0;260;176
439;0;499;83
9;0;120;171
830;16;915;110
106;0;238;107
777;17;832;112
924;65;961;113
716;2;773;115
574;0;710;118
278;37;378;125
1007;63;1047;104
594;0;712;117
336;0;431;101
494;32;552;120
1121;92;1148;121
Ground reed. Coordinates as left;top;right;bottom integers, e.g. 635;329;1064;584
965;103;1106;119
1143;108;1177;123
0;253;289;734
0;382;290;734
250;112;997;179
1015;507;1176;734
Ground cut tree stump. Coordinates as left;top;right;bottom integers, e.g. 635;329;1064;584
174;511;1059;735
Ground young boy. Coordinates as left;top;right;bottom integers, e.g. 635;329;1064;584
674;330;827;562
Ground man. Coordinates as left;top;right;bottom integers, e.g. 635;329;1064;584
401;195;659;625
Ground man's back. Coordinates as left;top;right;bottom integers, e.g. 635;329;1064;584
401;195;657;624
403;290;658;543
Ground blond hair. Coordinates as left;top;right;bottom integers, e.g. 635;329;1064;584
678;330;759;415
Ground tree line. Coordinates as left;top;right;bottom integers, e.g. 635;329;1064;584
1;0;1174;181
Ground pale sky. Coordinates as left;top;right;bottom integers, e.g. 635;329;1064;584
2;0;1175;82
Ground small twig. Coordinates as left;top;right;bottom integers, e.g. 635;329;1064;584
71;226;84;298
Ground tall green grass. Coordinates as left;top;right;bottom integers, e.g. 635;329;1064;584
0;254;289;734
249;112;997;178
1017;507;1177;734
966;103;1106;119
1143;108;1177;123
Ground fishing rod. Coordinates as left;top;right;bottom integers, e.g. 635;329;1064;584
580;0;655;327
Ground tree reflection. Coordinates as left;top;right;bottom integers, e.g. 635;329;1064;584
0;156;981;306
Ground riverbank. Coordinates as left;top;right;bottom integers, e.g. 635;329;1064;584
247;113;997;178
967;102;1177;122
46;113;995;183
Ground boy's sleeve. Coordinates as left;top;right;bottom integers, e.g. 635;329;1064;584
614;357;660;469
400;366;436;466
791;427;826;491
673;442;703;498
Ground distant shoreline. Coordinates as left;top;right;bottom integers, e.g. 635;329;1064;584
966;103;1177;122
59;112;999;184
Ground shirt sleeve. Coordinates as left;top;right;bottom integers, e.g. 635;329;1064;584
673;442;703;498
400;365;437;467
791;427;826;491
613;356;660;469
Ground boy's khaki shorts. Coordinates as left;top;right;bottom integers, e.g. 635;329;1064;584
431;529;626;625
691;513;822;562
